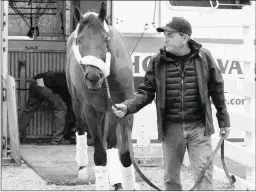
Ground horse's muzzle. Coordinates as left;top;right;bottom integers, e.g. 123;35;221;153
84;73;104;90
85;72;102;83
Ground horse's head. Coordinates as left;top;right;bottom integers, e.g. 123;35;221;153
73;2;111;91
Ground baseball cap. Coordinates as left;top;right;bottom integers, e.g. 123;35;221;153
157;17;192;36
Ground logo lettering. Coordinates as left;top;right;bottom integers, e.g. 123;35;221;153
133;56;140;74
228;61;243;75
216;59;229;74
132;53;253;77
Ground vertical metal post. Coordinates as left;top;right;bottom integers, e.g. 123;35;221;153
0;0;3;159
19;61;26;115
65;0;71;36
1;0;9;160
242;24;255;185
106;0;112;25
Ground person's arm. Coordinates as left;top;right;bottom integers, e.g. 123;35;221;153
206;50;231;128
122;55;157;115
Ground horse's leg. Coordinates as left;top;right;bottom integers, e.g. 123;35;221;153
104;111;123;190
119;114;138;190
72;99;89;180
83;105;109;190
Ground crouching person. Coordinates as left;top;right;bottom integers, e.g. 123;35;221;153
19;71;76;145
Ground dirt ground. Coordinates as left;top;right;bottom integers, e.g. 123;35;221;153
2;160;232;191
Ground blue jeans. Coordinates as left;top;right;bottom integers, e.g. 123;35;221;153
162;121;213;190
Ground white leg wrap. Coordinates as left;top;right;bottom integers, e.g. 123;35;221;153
106;148;123;186
76;132;88;166
122;164;138;190
94;166;110;190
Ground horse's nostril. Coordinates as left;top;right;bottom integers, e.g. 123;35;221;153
86;73;100;83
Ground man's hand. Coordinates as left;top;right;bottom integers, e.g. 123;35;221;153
219;127;230;138
111;103;128;118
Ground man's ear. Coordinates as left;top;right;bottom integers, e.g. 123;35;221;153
183;34;190;44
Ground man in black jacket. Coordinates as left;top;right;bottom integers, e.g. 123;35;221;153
19;71;76;145
112;17;231;190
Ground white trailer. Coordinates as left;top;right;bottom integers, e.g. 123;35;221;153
109;1;255;189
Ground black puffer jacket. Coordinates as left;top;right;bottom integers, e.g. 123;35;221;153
164;53;204;123
123;39;230;140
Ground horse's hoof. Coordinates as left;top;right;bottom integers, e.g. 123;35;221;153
78;167;88;181
114;183;123;191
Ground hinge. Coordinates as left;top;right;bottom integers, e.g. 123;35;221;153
1;6;6;31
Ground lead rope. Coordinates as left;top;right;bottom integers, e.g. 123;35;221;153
104;78;161;191
190;137;236;190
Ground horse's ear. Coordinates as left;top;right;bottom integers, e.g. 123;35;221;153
98;2;107;22
74;7;83;23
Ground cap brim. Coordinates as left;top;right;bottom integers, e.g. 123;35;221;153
156;26;177;33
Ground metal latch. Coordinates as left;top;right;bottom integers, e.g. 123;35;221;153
2;136;6;149
2;87;7;101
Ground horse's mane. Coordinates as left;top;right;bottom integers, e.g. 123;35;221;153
77;9;109;35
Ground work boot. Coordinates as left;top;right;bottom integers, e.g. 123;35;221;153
19;132;26;143
51;138;71;145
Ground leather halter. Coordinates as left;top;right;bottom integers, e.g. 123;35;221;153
73;17;112;79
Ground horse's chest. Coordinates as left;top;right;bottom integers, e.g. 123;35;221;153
89;93;108;112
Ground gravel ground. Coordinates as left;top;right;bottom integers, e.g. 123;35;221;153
2;161;232;191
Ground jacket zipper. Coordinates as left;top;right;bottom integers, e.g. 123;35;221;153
180;61;189;122
180;67;185;135
181;60;190;132
180;59;191;115
181;72;184;123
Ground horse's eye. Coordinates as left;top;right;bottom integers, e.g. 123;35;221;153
76;39;80;45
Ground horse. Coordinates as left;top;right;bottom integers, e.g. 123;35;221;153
65;2;137;190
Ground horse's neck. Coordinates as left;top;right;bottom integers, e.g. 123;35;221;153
106;71;134;102
107;72;119;90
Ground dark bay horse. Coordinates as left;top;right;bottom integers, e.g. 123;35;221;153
66;2;136;190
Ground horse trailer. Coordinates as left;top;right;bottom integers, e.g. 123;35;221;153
6;0;255;142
